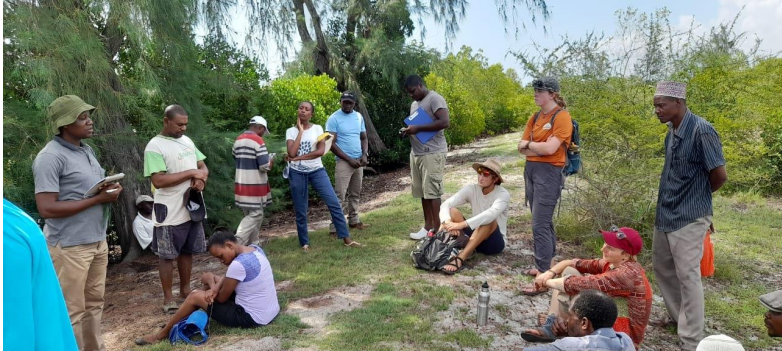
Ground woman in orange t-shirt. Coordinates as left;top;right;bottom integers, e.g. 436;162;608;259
517;77;573;289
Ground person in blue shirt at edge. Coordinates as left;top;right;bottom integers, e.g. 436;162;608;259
3;198;79;351
520;289;636;351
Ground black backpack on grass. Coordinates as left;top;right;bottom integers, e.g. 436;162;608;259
410;230;468;271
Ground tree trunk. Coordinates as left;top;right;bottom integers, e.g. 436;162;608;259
96;6;149;262
97;102;148;263
293;0;388;153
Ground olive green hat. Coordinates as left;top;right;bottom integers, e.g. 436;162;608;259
47;95;96;135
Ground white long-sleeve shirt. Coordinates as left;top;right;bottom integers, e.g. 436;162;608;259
439;184;511;241
132;213;153;249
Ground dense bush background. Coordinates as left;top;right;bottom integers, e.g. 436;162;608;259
4;4;780;260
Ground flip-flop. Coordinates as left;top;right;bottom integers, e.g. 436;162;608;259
441;256;464;275
134;338;154;346
345;241;364;248
520;314;557;343
302;245;310;252
521;284;549;296
161;301;178;314
523;268;541;277
649;318;678;328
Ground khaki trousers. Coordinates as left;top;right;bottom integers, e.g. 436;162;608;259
653;216;711;351
49;240;108;351
331;159;363;231
549;266;581;315
235;208;264;245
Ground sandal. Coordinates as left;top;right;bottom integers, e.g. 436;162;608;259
441;256;464;275
520;314;557;343
134;339;151;346
521;283;549;296
302;245;310;252
344;241;364;248
161;301;178;314
649;317;677;328
523;268;541;277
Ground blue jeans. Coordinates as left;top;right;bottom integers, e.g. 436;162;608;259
289;168;350;246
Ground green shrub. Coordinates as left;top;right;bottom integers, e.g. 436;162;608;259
424;73;485;146
762;112;782;193
259;74;341;135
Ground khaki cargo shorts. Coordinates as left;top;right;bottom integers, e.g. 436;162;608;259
410;152;445;199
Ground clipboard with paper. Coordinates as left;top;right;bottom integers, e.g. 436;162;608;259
404;107;437;144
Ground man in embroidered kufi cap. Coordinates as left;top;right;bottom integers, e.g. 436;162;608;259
649;82;728;350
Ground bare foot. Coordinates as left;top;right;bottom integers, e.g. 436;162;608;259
179;288;192;299
135;332;164;345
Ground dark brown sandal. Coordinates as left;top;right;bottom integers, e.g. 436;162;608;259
521;284;549;296
441;256;464;275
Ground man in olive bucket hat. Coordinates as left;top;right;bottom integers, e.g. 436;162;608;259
436;158;510;274
33;95;123;350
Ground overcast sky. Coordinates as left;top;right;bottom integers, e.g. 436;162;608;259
220;0;782;80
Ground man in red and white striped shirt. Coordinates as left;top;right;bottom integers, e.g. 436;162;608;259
232;116;273;245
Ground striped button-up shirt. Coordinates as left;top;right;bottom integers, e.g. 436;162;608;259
233;131;272;209
655;110;725;232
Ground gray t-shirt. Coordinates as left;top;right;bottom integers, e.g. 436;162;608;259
409;90;449;155
33;137;107;247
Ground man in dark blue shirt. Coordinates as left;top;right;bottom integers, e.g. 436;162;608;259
651;81;727;351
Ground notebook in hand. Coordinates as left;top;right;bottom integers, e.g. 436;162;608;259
404;107;437;144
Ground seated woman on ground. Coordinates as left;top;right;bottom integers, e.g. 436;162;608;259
438;159;510;274
136;230;280;345
520;226;652;348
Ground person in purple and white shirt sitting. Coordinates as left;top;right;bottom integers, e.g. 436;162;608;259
136;229;280;345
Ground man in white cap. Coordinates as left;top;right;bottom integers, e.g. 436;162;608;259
437;158;510;274
132;195;154;250
232;116;273;245
651;81;728;350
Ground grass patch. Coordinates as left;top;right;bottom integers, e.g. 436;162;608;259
441;328;492;348
137;133;781;350
318;280;461;351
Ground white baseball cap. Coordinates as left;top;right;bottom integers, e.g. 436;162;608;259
249;116;270;135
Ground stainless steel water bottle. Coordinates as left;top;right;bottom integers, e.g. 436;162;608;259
477;281;490;326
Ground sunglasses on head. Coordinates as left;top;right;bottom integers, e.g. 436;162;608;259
476;167;495;177
609;225;634;253
610;225;626;239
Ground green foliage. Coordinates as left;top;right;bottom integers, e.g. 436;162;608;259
424;73;485;146
2;100;50;215
512;8;782;237
259;75;341;135
429;47;535;138
355;42;439;167
197;36;269;132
